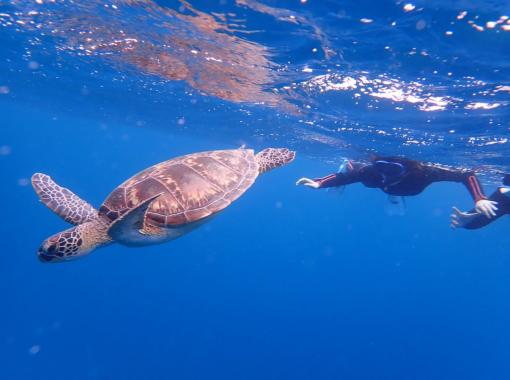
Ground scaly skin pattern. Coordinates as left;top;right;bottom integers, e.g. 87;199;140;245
255;148;295;174
32;173;97;225
38;216;112;263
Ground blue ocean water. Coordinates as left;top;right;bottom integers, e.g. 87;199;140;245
1;1;510;379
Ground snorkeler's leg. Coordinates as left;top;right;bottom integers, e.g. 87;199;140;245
451;188;510;229
424;165;497;218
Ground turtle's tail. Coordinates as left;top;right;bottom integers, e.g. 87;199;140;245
255;148;296;174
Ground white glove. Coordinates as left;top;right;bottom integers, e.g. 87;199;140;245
450;207;479;229
475;199;498;218
296;177;321;189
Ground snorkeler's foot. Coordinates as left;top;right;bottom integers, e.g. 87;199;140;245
450;207;480;229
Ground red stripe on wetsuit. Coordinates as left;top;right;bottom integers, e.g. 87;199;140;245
315;173;339;188
468;175;486;202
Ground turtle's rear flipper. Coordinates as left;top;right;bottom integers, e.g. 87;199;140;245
31;173;98;225
107;193;162;246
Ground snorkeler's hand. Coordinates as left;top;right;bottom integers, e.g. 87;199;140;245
450;207;479;229
475;199;498;219
296;177;321;189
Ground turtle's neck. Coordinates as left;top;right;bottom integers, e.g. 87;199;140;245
78;217;113;253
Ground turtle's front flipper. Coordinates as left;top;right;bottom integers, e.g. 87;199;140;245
31;173;98;225
107;193;163;246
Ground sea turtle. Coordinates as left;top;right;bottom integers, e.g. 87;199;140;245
33;147;295;263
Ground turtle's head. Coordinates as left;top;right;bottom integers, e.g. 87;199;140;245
38;227;87;263
37;222;111;263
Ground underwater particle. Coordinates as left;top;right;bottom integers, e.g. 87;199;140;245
0;86;10;94
51;321;61;330
35;0;43;4
28;345;40;355
302;67;313;73
468;21;484;32
416;20;426;30
445;31;453;36
502;25;510;31
457;11;467;20
360;18;373;24
312;48;317;53
403;3;415;12
177;117;186;126
18;178;29;187
28;61;39;70
300;0;307;3
0;145;12;156
486;21;497;29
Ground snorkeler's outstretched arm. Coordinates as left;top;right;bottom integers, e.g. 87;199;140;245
296;177;321;188
451;187;510;229
425;165;497;218
296;171;361;189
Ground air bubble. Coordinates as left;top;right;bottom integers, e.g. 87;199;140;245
0;145;12;156
28;61;39;70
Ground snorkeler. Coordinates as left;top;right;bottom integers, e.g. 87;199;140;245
296;156;498;218
451;175;510;229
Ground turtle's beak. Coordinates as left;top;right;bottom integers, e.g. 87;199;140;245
37;244;56;263
37;238;61;263
37;249;55;263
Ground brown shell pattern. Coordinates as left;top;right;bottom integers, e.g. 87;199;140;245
99;149;259;226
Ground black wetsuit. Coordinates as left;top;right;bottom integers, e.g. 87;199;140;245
314;156;487;202
463;188;510;229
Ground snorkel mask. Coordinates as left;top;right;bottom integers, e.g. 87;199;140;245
337;158;353;175
374;160;406;186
